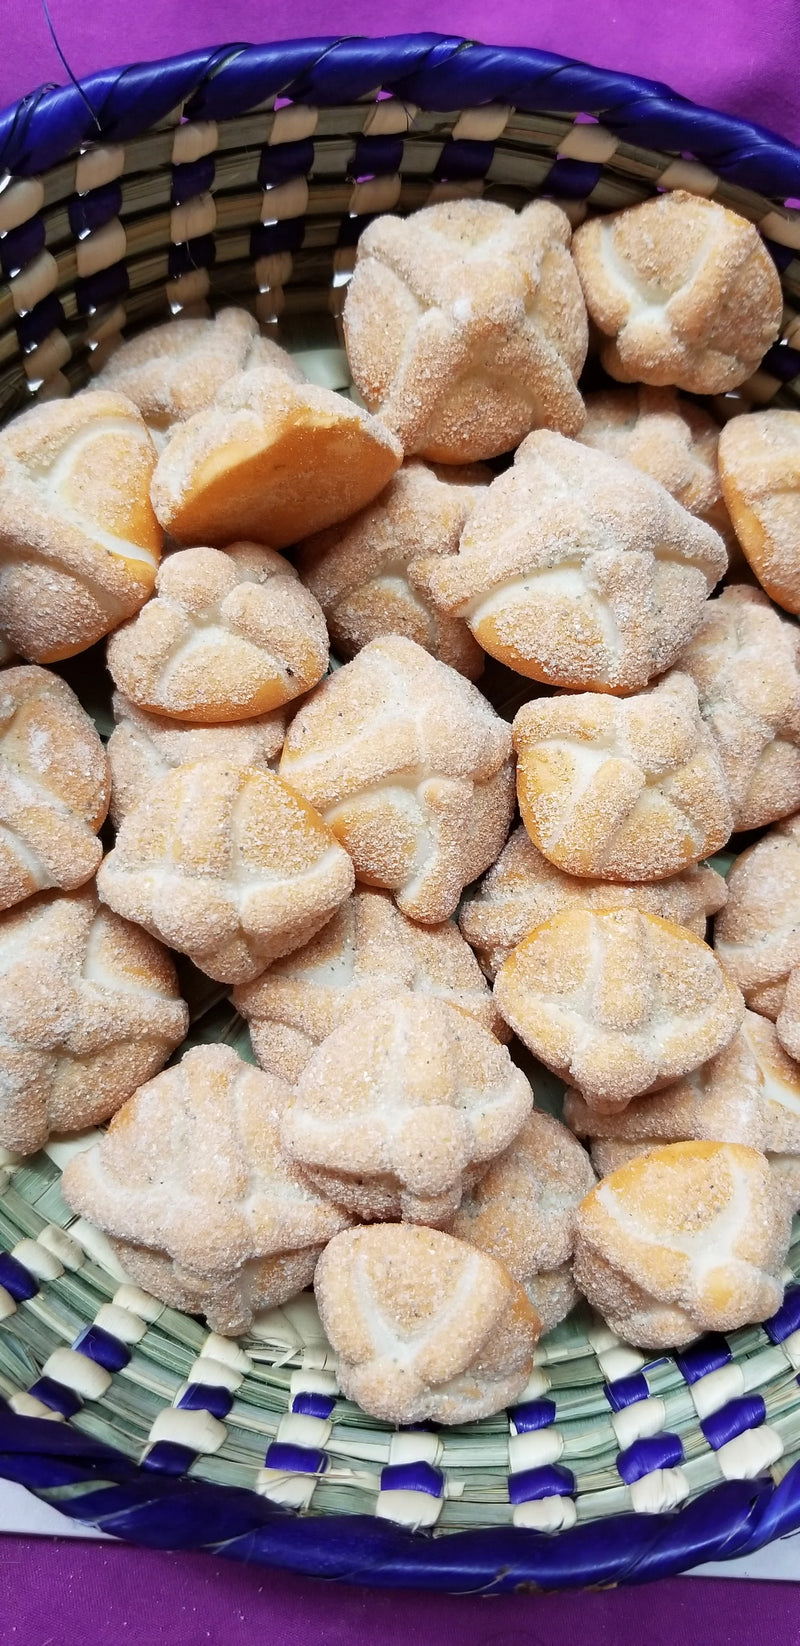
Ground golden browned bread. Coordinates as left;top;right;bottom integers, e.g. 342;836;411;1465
718;410;800;614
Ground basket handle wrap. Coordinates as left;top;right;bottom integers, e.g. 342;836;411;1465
1;34;799;195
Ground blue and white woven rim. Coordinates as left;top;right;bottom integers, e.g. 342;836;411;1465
1;33;800;1587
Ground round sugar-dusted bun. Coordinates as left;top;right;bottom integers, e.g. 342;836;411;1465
93;307;304;432
573;1142;792;1348
577;386;735;550
233;886;503;1084
414;431;727;692
314;1223;539;1424
0;884;188;1156
718;410;800;614
279;635;514;923
0;391;161;663
97;757;355;984
495;908;744;1112
107;693;286;827
565;1010;800;1158
62;1044;351;1336
107;543;328;722
281;993;532;1225
150;366;402;549
572;192;782;394
714;816;800;1020
449;1111;595;1332
459;827;728;979
675;585;800;830
297;459;490;678
512;672;732;882
343;198;587;463
0;666;109;913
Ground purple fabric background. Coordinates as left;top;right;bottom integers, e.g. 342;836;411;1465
3;6;800;1641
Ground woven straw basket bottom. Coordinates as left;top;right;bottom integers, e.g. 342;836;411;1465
3;33;800;1589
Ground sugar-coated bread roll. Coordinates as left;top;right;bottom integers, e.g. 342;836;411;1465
572;192;782;393
415;431;727;692
714;815;800;1028
449;1111;596;1332
718;410;800;614
512;672;732;882
150;367;402;548
62;1044;351;1336
107;692;286;826
281;993;532;1225
0;666;109;912
459;826;728;979
298;459;490;678
97;758;355;984
675;585;800;830
107;543;328;721
0;392;162;663
578;386;735;550
565;1010;800;1158
573;1142;792;1348
343;198;587;462
279;635;514;923
314;1223;539;1424
93;307;304;432
233;886;503;1084
495;908;744;1111
0;885;187;1155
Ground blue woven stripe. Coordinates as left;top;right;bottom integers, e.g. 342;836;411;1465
380;1461;443;1497
617;1433;684;1484
72;1325;131;1374
264;1441;327;1475
3;1409;800;1589
351;135;404;179
290;1391;336;1419
604;1372;649;1411
167;235;216;278
75;262;130;314
2;36;800;196
250;219;305;259
0;1253;38;1303
0;217;45;277
675;1335;732;1383
27;1377;81;1418
545;157;603;198
142;1440;196;1475
701;1395;768;1450
171;157;216;204
764;1286;800;1343
176;1383;233;1419
434;139;494;181
16;294;65;349
762;342;800;381
508;1463;575;1504
68;181;122;237
511;1398;557;1432
259;139;315;188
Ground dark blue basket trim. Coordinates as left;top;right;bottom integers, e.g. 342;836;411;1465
68;181;123;238
508;1463;575;1504
15;293;65;349
336;213;376;247
701;1395;768;1450
27;1377;81;1419
434;139;494;181
2;35;800;197
72;1325;131;1374
259;138;315;188
380;1461;443;1497
2;1410;800;1589
167;235;217;278
351;135;404;179
0;216;46;278
74;261;130;314
764;1286;800;1344
177;1382;234;1420
142;1440;197;1476
250;219;305;260
604;1371;649;1411
617;1433;684;1485
761;341;800;381
0;1252;39;1303
510;1397;557;1433
674;1334;733;1383
171;156;216;205
264;1441;327;1475
290;1390;337;1420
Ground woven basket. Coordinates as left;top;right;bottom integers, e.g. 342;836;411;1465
2;33;800;1592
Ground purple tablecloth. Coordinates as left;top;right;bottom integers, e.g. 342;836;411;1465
3;6;800;1641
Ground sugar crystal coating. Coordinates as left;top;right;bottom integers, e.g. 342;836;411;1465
572;192;782;393
714;815;800;1025
107;692;286;826
314;1223;539;1424
574;1142;792;1348
344;198;587;462
62;1043;351;1336
718;410;800;614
